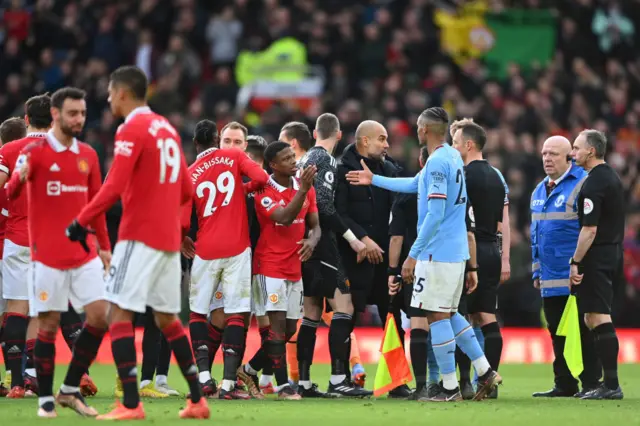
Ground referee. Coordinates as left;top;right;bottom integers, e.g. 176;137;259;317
570;129;624;400
451;121;505;391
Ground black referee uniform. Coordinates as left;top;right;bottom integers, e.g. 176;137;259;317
388;193;420;317
574;162;624;399
463;160;505;373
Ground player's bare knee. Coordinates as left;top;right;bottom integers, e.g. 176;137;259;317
6;299;29;316
210;308;225;328
109;304;134;324
84;301;109;330
427;311;450;323
154;312;177;330
302;297;322;320
267;312;287;335
476;312;496;327
37;312;60;333
256;315;270;328
333;293;354;316
410;316;429;331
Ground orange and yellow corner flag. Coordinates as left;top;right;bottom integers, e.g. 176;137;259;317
373;313;412;397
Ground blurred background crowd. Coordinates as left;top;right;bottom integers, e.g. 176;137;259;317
1;0;638;326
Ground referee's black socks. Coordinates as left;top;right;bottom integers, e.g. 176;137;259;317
593;322;620;390
481;322;503;372
410;328;428;391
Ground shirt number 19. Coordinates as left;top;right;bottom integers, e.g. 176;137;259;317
157;138;181;184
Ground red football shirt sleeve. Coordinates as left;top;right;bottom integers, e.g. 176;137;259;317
307;187;318;214
181;200;193;236
87;151;111;252
180;154;193;206
0;144;11;175
239;152;269;193
77;128;142;227
6;148;32;200
254;190;279;222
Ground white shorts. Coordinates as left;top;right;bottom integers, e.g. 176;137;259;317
106;241;181;314
410;260;466;313
190;248;252;315
29;257;105;315
2;239;31;300
252;275;303;320
0;260;5;315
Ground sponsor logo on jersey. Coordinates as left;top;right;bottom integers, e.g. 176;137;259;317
114;140;134;157
47;181;88;196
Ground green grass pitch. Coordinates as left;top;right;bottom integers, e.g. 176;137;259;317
0;364;638;425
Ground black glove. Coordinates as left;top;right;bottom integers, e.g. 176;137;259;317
66;219;95;253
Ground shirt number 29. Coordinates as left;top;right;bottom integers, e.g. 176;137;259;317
157;138;181;184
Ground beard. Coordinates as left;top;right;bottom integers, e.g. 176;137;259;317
60;121;82;138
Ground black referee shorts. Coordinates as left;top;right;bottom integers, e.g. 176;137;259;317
467;241;502;315
302;238;349;300
576;245;622;315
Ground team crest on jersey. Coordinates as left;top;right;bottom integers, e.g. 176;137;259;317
39;291;49;302
77;158;89;173
269;293;279;304
214;291;223;300
554;194;565;208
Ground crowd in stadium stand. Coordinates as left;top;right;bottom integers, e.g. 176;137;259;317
1;0;639;325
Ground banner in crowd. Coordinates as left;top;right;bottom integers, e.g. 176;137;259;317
435;5;556;79
482;9;556;79
8;327;639;365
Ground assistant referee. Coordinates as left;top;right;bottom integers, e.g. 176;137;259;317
570;129;624;400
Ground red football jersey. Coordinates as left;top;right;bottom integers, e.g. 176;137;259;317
182;147;268;260
5;133;110;269
253;177;317;281
0;187;7;255
77;107;193;252
0;132;48;247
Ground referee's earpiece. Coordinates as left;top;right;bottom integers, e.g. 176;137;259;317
566;154;572;163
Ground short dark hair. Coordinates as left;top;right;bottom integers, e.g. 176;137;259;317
51;87;86;110
246;135;267;162
110;66;148;100
281;121;313;151
25;94;52;129
315;113;340;140
459;122;487;150
264;141;290;166
581;129;607;159
193;119;218;147
220;121;248;140
418;107;449;135
420;146;429;166
0;117;27;144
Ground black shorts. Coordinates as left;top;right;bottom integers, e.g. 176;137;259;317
402;280;427;318
467;241;501;315
576;245;622;315
303;237;349;300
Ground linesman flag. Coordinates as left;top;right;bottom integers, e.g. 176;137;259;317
556;294;584;378
373;313;412;397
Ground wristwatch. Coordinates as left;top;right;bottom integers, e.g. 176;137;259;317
467;264;478;272
569;257;581;266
